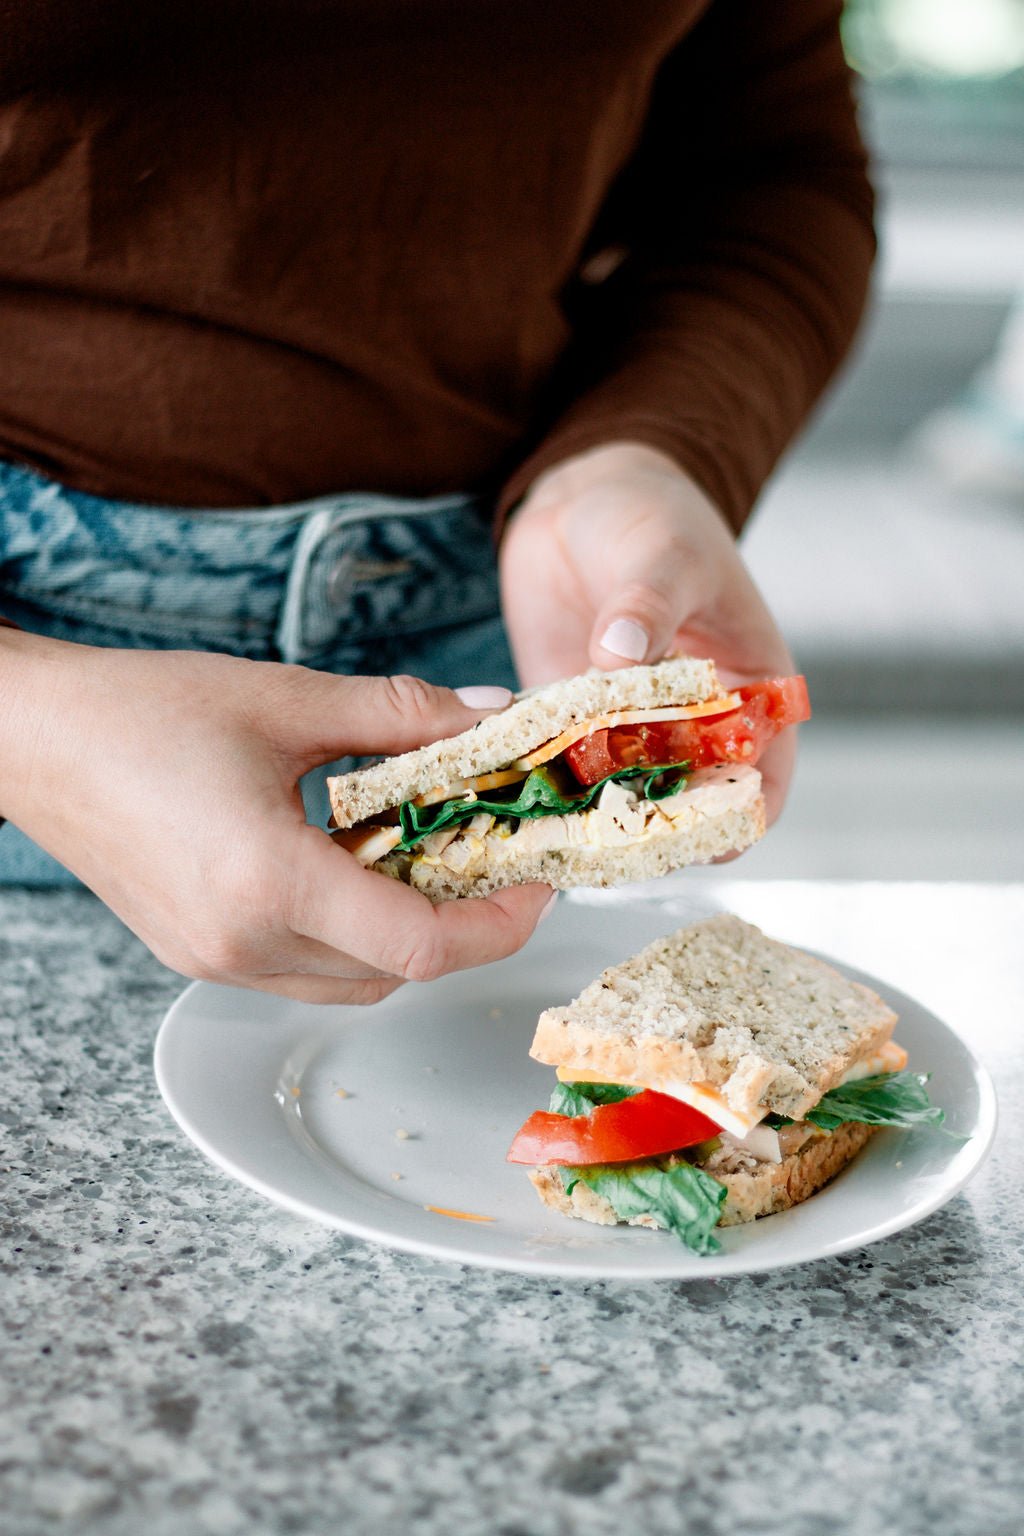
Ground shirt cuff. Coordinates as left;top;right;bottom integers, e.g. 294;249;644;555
495;416;742;537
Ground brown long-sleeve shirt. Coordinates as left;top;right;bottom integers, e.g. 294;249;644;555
0;1;874;531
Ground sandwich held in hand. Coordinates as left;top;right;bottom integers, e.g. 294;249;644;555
327;658;809;898
509;915;951;1256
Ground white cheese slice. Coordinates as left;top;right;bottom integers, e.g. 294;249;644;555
402;694;744;824
651;1079;766;1138
554;1064;762;1138
726;1124;783;1164
838;1039;908;1082
555;1037;909;1139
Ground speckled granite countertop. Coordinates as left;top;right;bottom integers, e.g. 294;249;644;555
2;881;1020;1536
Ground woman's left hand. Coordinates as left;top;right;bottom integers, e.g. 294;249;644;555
498;440;798;827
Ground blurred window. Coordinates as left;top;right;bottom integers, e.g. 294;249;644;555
842;0;1024;169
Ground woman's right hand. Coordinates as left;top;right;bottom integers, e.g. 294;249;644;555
0;630;553;1003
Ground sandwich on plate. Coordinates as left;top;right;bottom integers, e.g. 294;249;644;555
327;657;809;898
508;914;950;1255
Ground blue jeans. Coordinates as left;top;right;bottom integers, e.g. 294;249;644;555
0;461;517;885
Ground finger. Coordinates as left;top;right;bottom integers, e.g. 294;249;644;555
243;931;393;983
276;668;514;764
290;831;554;981
501;577;592;687
709;707;800;867
753;727;798;829
589;538;708;670
508;617;590;689
243;972;406;1006
499;517;595;686
684;576;796;687
506;608;589;688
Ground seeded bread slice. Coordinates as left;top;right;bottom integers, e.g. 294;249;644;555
405;767;765;900
528;1120;876;1232
327;655;720;830
530;915;897;1121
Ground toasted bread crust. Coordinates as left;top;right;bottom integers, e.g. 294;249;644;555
528;1120;876;1233
529;915;897;1119
327;656;720;829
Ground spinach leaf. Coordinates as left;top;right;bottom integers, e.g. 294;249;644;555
548;1080;641;1117
805;1070;950;1133
564;1161;727;1256
396;760;689;851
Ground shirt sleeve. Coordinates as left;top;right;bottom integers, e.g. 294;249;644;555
498;0;876;534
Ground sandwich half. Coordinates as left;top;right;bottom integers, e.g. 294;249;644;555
508;915;949;1255
327;659;809;899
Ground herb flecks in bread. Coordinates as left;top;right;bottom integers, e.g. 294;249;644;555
329;657;720;831
510;915;951;1256
530;914;898;1121
398;765;765;899
528;1120;878;1233
326;660;813;900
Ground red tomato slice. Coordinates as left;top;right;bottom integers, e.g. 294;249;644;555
564;675;810;786
506;1089;722;1166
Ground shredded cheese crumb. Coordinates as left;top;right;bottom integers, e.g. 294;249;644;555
423;1205;495;1224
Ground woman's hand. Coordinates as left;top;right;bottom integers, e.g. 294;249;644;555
499;441;798;825
0;631;552;1002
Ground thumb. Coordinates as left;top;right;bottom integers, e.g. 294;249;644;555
279;669;514;764
589;544;705;669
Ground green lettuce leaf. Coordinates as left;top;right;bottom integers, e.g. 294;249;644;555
548;1080;640;1117
803;1070;950;1133
564;1161;727;1256
396;760;689;851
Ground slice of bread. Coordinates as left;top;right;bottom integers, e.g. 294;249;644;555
405;764;764;899
530;914;897;1120
327;655;720;830
528;1120;876;1232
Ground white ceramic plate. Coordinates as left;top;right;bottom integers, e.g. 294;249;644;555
154;890;997;1279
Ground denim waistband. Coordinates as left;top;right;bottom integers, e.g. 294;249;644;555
0;461;500;664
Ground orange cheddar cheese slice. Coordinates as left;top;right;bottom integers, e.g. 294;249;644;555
511;695;742;771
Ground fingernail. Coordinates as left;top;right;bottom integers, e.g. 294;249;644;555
455;685;514;710
538;889;558;923
599;618;649;662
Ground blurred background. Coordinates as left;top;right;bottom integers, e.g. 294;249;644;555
727;0;1024;881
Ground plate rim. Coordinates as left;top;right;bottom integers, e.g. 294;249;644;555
153;950;999;1281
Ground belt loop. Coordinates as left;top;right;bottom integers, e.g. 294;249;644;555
276;505;339;663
